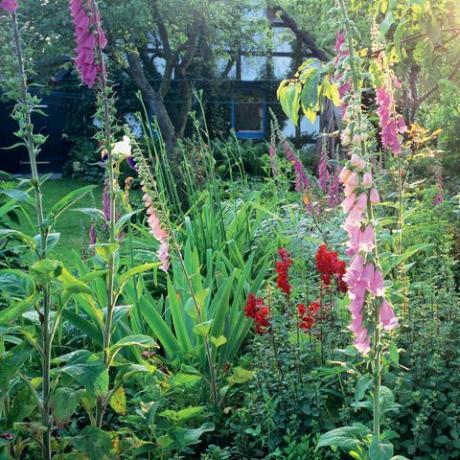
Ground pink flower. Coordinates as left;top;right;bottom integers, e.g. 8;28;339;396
362;172;372;187
359;225;375;253
339;167;352;183
341;192;356;213
354;193;368;213
369;269;385;297
0;0;17;12
143;193;170;272
370;188;380;204
376;87;406;155
350;154;366;171
354;329;370;354
379;299;398;330
70;0;107;88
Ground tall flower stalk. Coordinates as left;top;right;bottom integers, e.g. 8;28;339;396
8;5;52;458
336;0;398;439
69;0;119;427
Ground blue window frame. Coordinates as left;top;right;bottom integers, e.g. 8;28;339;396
231;93;266;139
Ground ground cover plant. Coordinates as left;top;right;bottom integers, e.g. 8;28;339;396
0;0;459;459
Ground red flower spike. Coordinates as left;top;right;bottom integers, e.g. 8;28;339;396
276;247;293;296
244;293;271;334
315;245;348;294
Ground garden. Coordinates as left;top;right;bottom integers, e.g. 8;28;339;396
0;0;459;459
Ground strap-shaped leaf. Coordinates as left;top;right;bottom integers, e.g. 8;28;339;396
48;185;97;224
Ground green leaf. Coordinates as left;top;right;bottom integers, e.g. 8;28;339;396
140;297;179;357
182;422;215;446
107;334;157;366
109;386;126;415
300;66;320;120
227;366;255;385
369;436;394;460
317;424;370;450
59;354;108;397
210;335;227;348
34;232;60;252
30;259;63;285
48;185;96;224
278;81;301;125
389;342;399;365
0;342;33;389
0;292;39;325
72;426;113;460
193;320;213;337
159;406;205;423
117;263;158;295
354;374;373;403
94;243;120;263
50;387;81;427
0;189;31;203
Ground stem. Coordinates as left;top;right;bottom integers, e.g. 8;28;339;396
91;0;116;427
11;12;52;459
373;312;381;437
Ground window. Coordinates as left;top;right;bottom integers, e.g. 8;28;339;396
240;55;267;81
272;27;295;53
282;116;320;137
272;56;292;79
232;93;266;139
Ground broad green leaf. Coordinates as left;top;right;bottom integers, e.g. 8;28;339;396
59;354;108;397
94;243;120;263
140;297;179;357
33;232;60;252
182;422;215;446
317;424;370;450
109;334;157;355
50;387;81;427
159;406;205;423
278;81;301;125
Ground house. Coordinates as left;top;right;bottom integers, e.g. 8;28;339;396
0;7;322;174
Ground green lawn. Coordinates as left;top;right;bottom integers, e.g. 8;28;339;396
19;179;103;265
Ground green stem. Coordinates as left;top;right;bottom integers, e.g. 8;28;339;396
91;0;116;428
11;12;52;459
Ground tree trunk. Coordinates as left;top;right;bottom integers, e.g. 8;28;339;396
126;51;176;154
